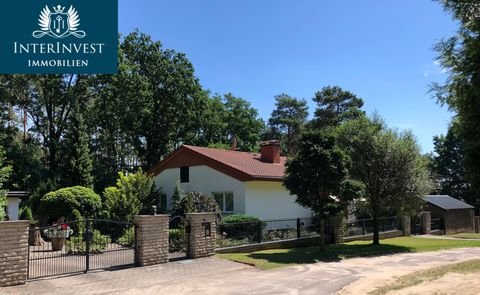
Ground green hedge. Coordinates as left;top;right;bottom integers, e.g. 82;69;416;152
219;214;264;241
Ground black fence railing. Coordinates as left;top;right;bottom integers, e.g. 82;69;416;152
28;219;135;279
216;216;399;248
431;218;443;231
344;217;399;237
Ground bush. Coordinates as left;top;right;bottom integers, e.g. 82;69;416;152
101;170;162;222
220;214;264;241
169;229;185;252
117;227;135;247
65;229;111;254
172;192;222;221
39;186;102;222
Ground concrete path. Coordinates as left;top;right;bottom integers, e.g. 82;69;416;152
3;248;480;295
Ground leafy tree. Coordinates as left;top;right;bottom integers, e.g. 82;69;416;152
268;94;309;155
61;99;93;187
283;130;361;249
433;0;480;211
118;30;207;168
221;93;265;151
0;147;12;220
39;186;102;222
337;116;432;245
1;75;93;179
172;191;222;221
102;169;162;222
431;121;473;206
311;86;364;129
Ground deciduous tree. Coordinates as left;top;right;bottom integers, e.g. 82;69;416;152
337;116;432;245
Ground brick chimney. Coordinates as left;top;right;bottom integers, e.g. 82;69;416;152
260;140;281;164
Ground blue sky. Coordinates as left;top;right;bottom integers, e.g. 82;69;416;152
119;0;459;153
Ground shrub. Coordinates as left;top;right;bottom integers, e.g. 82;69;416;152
172;192;222;221
39;186;102;222
169;229;185;252
117;227;135;247
65;229;111;254
220;214;264;241
102;170;163;222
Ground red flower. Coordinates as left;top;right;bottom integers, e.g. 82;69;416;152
61;224;68;230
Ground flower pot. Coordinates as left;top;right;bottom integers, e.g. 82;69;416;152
51;237;66;251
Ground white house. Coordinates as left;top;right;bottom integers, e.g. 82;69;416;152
149;141;312;221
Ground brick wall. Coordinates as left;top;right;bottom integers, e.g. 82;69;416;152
0;221;30;287
134;215;169;266
186;213;216;258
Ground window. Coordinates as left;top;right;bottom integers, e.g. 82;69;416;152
180;166;189;183
159;193;167;212
213;192;234;213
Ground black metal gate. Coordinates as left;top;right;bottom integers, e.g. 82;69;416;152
411;216;422;235
28;219;136;279
169;216;188;261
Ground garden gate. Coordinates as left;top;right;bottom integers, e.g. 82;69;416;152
169;216;188;260
28;219;136;279
410;216;422;235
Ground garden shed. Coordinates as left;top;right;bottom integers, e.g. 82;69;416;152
424;195;474;235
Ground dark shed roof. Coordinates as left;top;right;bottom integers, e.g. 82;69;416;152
424;195;474;210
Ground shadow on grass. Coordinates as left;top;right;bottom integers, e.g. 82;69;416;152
248;243;413;265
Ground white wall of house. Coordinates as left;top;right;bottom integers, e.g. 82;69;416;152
154;165;246;214
6;197;20;221
244;181;312;220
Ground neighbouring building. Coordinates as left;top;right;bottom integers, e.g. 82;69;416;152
424;195;475;234
149;141;312;221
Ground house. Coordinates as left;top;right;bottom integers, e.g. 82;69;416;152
5;191;27;221
149;140;312;220
424;195;475;234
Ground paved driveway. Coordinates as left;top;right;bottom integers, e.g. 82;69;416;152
3;247;480;295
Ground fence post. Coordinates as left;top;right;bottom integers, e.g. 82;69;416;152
257;220;263;243
296;218;301;239
362;220;366;235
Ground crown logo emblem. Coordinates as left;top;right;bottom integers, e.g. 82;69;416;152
53;5;66;13
32;4;86;39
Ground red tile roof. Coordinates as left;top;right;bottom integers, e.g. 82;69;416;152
148;145;287;181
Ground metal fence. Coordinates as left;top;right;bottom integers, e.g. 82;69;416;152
344;217;399;237
216;216;399;248
28;219;135;279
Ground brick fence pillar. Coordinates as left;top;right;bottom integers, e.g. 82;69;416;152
327;214;345;244
402;216;411;236
186;213;216;259
421;211;431;235
0;221;30;287
134;215;169;266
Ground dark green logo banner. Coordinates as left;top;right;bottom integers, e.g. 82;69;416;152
0;0;118;74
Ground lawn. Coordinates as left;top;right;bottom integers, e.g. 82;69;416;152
449;233;480;239
370;259;480;294
218;237;480;270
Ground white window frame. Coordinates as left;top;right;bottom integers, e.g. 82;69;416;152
212;192;234;213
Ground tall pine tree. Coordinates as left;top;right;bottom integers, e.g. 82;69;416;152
62;99;93;188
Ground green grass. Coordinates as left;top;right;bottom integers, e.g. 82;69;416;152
218;237;480;270
370;259;480;295
450;233;480;239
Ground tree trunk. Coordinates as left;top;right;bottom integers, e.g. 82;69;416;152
29;226;44;246
319;218;325;251
372;214;380;245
